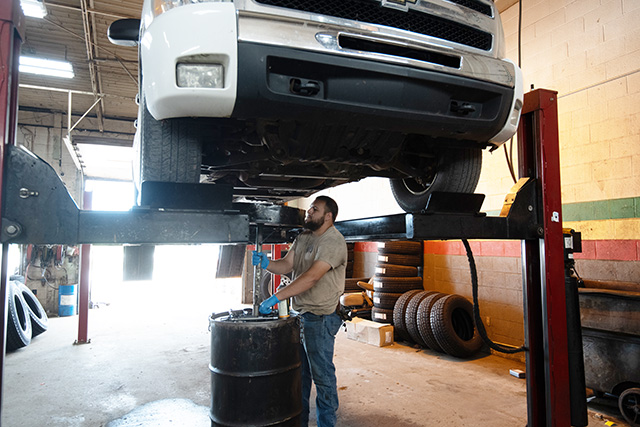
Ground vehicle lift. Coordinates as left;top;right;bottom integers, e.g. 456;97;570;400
0;1;584;425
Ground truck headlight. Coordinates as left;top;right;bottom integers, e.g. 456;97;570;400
152;0;232;18
176;63;224;88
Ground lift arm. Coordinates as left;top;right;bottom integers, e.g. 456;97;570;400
1;145;304;245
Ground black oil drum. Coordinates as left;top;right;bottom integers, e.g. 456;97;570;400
209;311;301;426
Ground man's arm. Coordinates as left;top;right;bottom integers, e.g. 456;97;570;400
265;248;295;276
274;260;331;300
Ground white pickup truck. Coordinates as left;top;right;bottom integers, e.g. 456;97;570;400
109;0;522;212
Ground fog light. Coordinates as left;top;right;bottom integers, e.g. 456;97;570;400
176;63;224;88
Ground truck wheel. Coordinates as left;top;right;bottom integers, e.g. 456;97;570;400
618;387;640;426
390;147;482;212
138;96;202;185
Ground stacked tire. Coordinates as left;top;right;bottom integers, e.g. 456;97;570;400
6;280;48;351
393;290;482;359
372;241;423;324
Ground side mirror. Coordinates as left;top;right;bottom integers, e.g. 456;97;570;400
108;19;141;47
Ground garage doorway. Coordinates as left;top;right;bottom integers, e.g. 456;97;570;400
84;180;240;314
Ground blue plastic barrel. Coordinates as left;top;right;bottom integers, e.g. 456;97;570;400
58;285;77;316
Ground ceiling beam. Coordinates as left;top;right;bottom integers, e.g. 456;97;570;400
19;83;134;101
45;1;139;20
80;0;105;132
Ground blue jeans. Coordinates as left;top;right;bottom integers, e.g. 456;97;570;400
300;312;342;427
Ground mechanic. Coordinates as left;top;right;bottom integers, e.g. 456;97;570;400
253;195;347;427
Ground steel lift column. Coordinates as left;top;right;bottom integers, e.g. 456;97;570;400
333;89;579;426
518;89;571;427
0;0;23;416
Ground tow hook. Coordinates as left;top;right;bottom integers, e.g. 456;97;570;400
290;78;321;96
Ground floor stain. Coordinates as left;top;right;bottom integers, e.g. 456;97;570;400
106;399;209;427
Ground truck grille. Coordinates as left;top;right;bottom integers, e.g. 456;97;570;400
254;0;493;51
447;0;492;17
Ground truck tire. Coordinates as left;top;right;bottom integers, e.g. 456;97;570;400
618;387;640;426
377;253;422;266
371;307;393;324
375;264;419;277
430;294;483;358
7;281;32;351
139;96;202;185
416;292;448;352
17;282;48;337
405;291;437;347
377;241;422;255
390;147;482;213
392;290;422;343
260;272;293;301
373;276;423;293
372;292;403;309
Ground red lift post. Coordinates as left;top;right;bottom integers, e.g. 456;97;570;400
76;191;93;344
0;0;23;413
519;89;572;426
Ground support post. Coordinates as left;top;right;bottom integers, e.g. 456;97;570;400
518;89;571;426
271;245;282;291
76;191;92;344
252;226;263;316
0;0;24;416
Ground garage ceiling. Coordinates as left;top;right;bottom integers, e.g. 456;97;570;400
17;0;517;181
19;0;141;122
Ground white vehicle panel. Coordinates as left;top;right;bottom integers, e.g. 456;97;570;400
490;59;524;144
140;3;238;120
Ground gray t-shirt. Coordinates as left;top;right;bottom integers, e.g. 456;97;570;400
290;226;347;315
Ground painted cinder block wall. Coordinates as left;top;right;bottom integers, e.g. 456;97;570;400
423;0;640;356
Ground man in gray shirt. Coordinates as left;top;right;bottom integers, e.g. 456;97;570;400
254;195;347;427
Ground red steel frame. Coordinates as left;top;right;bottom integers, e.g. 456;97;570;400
519;89;571;426
76;191;93;344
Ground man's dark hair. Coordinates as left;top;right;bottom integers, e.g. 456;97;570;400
316;196;339;222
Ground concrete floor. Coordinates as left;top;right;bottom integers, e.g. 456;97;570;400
1;278;630;427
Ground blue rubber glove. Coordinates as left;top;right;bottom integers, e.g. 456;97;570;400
259;294;280;315
252;251;269;269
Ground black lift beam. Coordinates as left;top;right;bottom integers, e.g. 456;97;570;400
2;143;541;245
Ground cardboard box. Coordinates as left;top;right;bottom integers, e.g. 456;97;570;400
345;318;394;347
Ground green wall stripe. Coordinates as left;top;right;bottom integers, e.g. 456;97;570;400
486;197;640;221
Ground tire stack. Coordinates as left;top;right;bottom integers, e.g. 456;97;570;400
6;280;48;351
372;241;423;324
393;290;483;358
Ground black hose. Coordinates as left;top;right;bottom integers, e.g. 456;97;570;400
462;239;527;354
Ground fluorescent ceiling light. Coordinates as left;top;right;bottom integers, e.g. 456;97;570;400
21;0;47;18
19;56;74;79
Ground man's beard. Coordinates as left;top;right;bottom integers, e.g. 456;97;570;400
304;216;323;231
